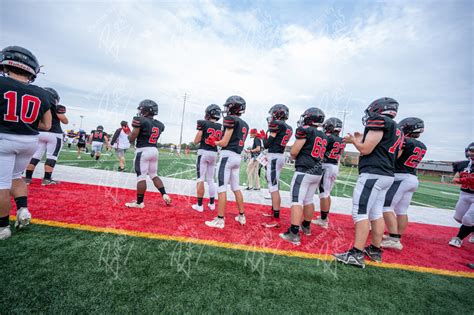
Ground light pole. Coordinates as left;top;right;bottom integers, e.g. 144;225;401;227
178;93;187;149
80;115;84;129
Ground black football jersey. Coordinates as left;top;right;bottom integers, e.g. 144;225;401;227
77;131;87;144
222;115;249;154
395;138;427;175
91;130;106;142
251;137;262;158
196;120;222;152
267;120;293;153
323;134;345;165
0;76;52;135
358;115;401;176
40;104;63;134
132;116;165;148
294;126;328;175
453;160;474;194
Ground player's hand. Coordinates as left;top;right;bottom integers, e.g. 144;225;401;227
459;177;469;185
343;133;356;144
56;104;66;114
354;132;363;140
258;129;267;140
206;135;218;147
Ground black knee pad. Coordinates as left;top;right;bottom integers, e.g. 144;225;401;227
30;158;40;166
45;159;57;168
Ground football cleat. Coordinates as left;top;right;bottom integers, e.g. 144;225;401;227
205;217;225;229
0;226;12;240
380;237;403;250
300;225;311;236
364;245;383;263
279;230;301;246
252;188;261;191
163;194;172;206
235;213;246;225
262;209;274;217
448;237;462;248
311;216;329;229
261;218;280;228
42;179;59;186
469;234;474;243
208;203;216;211
191;204;204;212
15;207;32;230
245;186;253;191
125;201;145;209
23;178;32;185
333;249;366;268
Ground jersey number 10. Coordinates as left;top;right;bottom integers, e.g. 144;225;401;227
3;91;41;124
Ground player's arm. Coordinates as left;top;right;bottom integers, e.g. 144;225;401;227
290;139;306;160
263;121;278;149
56;105;68;124
194;131;203;144
216;128;233;147
129;117;141;143
110;128;120;146
344;130;383;156
452;172;462;184
38;109;52;130
104;135;111;149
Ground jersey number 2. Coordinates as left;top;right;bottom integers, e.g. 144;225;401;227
404;147;426;168
149;127;160;144
4;91;41;123
280;129;292;146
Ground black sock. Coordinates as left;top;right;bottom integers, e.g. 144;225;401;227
457;225;474;240
351;247;363;254
302;220;311;228
210;197;215;204
290;224;299;234
95;156;100;161
158;187;167;195
218;215;224;219
137;194;144;204
369;244;381;252
320;211;329;220
0;216;9;227
197;197;203;206
44;172;52;180
273;209;280;219
389;233;401;239
25;170;33;179
15;196;27;209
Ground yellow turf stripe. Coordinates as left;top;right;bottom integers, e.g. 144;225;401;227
12;216;474;279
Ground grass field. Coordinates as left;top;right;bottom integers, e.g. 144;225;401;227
55;145;460;209
1;224;472;313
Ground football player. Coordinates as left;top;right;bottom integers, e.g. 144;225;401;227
313;117;345;229
125;100;171;208
279;108;327;245
261;104;293;228
110;121;131;171
334;97;402;268
191;104;222;212
205;95;249;229
244;129;262;190
76;129;87;159
0;45;52;240
381;117;427;250
448;142;474;248
24;87;68;185
89;125;110;161
66;129;76;148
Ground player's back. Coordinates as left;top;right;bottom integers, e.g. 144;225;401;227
323;134;345;164
222;115;249;154
197;120;222;152
0;76;52;135
135;117;165;148
267;120;293;153
395;138;427;175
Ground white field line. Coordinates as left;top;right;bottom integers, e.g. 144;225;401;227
166;168;195;178
411;200;436;207
440;191;459;196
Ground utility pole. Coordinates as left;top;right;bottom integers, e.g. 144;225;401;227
338;109;351;136
178;93;187;149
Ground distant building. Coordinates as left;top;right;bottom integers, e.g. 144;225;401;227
417;161;453;175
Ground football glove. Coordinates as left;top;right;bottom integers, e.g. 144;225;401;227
56;104;66;114
205;135;218;147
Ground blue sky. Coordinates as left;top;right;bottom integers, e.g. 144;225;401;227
1;0;472;161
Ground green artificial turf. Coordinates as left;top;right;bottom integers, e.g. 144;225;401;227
1;224;472;313
53;146;460;209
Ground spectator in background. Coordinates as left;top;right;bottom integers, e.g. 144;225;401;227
110;121;131;171
245;129;262;190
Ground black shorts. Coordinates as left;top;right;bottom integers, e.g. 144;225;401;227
77;142;86;148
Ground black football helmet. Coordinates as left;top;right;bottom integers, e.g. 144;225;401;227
205;104;221;121
137;99;158;116
298;107;325;127
362;97;399;125
268;104;289;122
43;87;60;105
1;46;40;82
323;117;343;134
120;120;128;126
97;125;104;131
398;117;424;137
465;142;474;159
223;95;246;116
